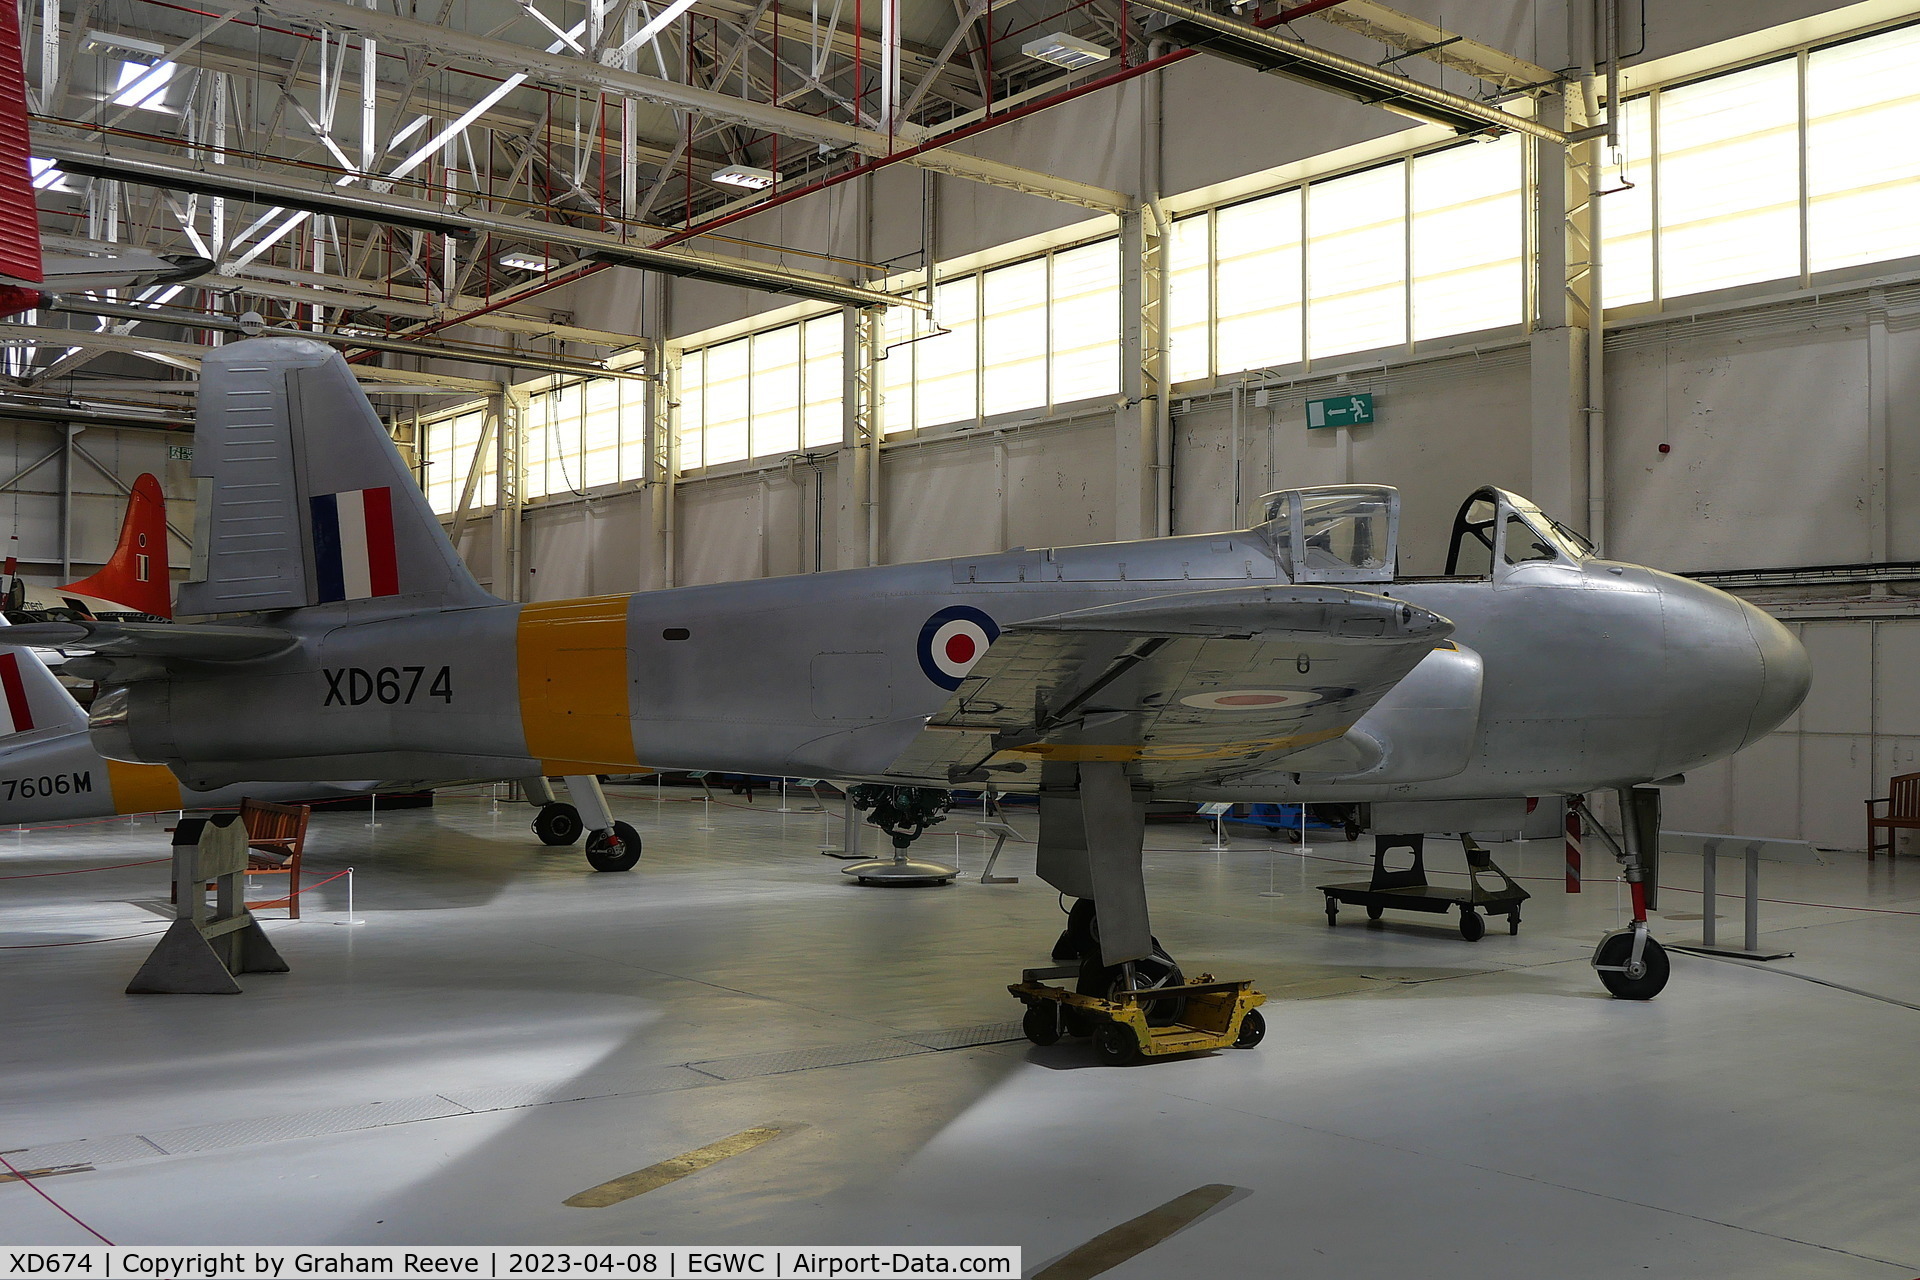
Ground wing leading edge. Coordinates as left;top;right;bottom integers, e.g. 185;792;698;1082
885;585;1453;789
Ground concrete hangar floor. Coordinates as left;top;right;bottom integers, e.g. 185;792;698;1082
2;786;1918;1275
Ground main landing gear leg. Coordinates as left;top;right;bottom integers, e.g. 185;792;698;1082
1583;788;1670;999
566;774;641;873
1037;764;1184;1026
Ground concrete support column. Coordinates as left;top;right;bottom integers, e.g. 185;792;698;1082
651;341;680;590
837;304;883;568
1116;205;1168;541
494;385;527;601
1528;81;1596;540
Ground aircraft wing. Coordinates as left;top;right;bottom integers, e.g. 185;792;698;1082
0;620;296;661
885;585;1453;789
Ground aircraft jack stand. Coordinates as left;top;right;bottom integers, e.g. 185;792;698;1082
1319;834;1529;941
1010;964;1267;1067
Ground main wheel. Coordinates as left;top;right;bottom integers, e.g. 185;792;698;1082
1596;932;1670;1000
533;802;584;846
1077;941;1185;1027
584;821;643;872
1022;1003;1062;1046
1458;909;1486;942
1233;1008;1266;1049
1052;898;1098;962
1092;1021;1139;1067
1365;904;1384;921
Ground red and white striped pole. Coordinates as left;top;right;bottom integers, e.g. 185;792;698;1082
1565;804;1583;893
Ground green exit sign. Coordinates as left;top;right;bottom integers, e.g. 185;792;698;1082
168;444;194;461
1306;392;1375;428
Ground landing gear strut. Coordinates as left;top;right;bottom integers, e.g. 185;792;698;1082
564;774;642;873
1581;787;1669;1000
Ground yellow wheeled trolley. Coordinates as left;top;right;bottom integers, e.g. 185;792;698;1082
1010;964;1268;1066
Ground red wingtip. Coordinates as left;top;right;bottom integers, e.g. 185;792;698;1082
61;474;172;619
0;0;44;286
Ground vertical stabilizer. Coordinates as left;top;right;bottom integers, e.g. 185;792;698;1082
0;0;44;289
176;337;493;616
62;474;173;619
0;620;89;734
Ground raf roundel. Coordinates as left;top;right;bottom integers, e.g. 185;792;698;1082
1179;689;1326;711
918;605;1001;690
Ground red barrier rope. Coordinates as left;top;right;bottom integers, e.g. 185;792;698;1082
0;1152;113;1245
0;857;170;880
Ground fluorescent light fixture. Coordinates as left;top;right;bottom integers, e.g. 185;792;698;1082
712;164;776;191
1020;33;1109;70
498;252;558;272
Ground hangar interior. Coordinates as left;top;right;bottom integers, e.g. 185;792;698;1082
4;0;1920;1270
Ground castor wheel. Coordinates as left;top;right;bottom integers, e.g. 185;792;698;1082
532;802;584;846
1325;900;1338;926
584;820;643;872
1366;904;1384;922
1508;913;1521;936
1233;1008;1266;1049
1458;908;1486;942
1596;932;1670;1000
1022;1003;1061;1046
1093;1021;1139;1067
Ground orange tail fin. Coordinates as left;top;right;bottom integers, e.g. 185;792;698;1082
62;474;172;619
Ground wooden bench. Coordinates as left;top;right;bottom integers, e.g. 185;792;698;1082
237;799;313;917
1866;773;1920;860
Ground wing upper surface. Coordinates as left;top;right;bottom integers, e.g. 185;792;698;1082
884;585;1453;789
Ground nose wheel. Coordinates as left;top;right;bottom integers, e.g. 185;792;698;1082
1593;928;1670;999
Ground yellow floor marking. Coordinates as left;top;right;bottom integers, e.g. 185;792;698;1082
1033;1184;1242;1280
564;1125;797;1208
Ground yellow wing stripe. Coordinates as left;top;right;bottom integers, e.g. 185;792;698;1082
516;595;641;770
105;759;184;815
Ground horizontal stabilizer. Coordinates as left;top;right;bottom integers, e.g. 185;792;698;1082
0;619;87;734
0;620;296;661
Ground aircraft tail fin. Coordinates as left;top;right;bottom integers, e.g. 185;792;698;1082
0;619;89;734
0;0;45;299
61;474;173;619
176;337;493;617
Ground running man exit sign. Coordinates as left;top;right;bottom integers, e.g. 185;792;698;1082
1306;393;1375;428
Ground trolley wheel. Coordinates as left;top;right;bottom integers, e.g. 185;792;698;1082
1062;1007;1097;1038
533;802;584;846
584;821;643;872
1093;1021;1139;1067
1324;899;1339;926
1233;1008;1266;1049
1509;913;1521;936
1596;933;1670;1000
1458;909;1486;942
1366;904;1385;921
1022;1003;1061;1046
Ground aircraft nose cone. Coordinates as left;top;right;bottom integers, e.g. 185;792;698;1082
1737;597;1810;748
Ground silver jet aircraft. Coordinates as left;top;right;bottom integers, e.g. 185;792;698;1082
0;338;1810;1002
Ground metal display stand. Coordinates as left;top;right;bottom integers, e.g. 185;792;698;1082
1320;833;1530;941
1661;830;1816;961
974;820;1028;884
128;814;288;995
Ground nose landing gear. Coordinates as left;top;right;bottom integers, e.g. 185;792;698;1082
1581;788;1670;1000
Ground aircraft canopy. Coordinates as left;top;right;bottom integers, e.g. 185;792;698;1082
1257;485;1399;584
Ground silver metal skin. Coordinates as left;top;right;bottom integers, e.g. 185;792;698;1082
0;339;1813;980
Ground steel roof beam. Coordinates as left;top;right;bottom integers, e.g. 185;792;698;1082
186;0;1132;214
33;138;928;309
1309;0;1558;96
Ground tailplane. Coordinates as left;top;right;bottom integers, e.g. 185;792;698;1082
61;474;172;619
176;337;493;616
0;619;88;734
